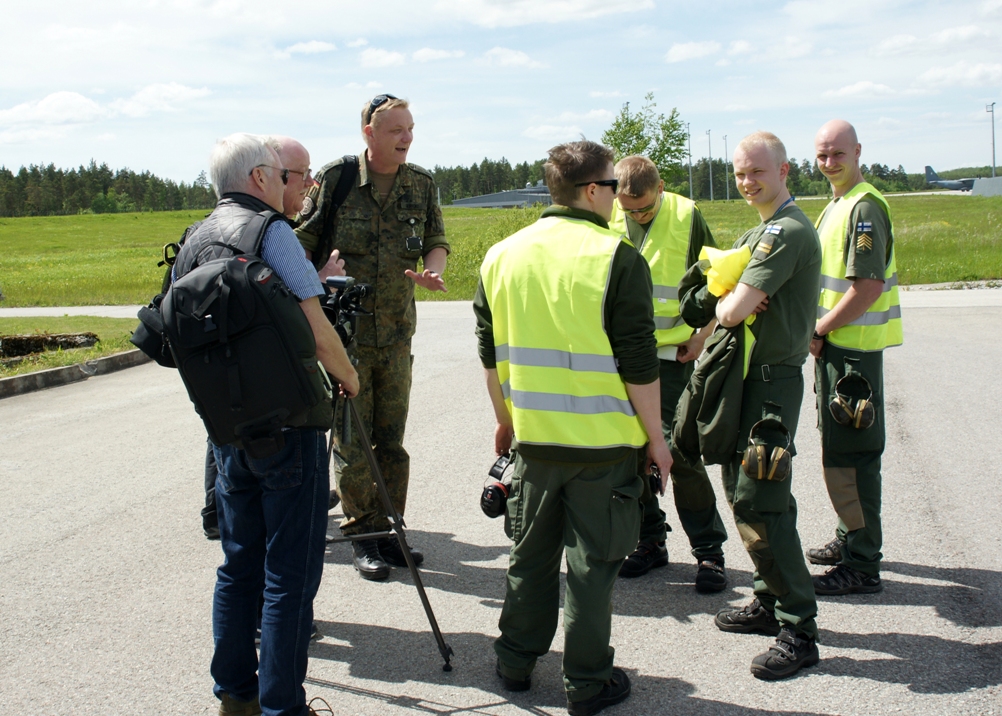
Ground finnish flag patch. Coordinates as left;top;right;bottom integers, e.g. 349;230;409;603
764;224;782;235
856;221;872;233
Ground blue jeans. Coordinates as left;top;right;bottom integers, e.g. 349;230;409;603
211;428;329;716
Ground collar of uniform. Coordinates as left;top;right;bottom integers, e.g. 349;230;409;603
359;152;410;188
542;204;610;229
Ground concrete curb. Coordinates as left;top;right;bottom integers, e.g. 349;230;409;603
0;349;152;400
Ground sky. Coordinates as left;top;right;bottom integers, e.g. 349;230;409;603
1;0;1000;184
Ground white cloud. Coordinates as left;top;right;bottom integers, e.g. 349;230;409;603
0;91;104;128
930;25;990;43
345;81;384;89
665;41;720;63
728;40;753;55
437;0;653;28
715;58;731;67
876;117;906;130
725;104;748;112
983;0;1002;13
875;34;917;55
590;91;625;98
824;81;895;98
522;124;582;141
359;48;407;67
347;38;368;48
96;132;116;141
778;36;812;59
479;47;545;68
412;48;464;62
919;62;1002;88
109;83;210;118
285;40;337;55
555;109;613;122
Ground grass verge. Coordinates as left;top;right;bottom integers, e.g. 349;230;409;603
0;317;138;379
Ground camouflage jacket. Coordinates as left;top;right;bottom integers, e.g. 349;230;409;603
295;153;449;348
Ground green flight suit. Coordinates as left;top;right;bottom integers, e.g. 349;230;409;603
815;197;894;576
722;201;821;639
296;154;449;535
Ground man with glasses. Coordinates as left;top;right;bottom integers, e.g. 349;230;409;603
475;140;671;715
608;155;729;593
296;95;448;581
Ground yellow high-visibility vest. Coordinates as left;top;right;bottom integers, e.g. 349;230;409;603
480;216;649;449
610;192;695;350
816;182;902;351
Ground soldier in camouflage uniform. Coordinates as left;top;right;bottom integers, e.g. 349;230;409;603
295;95;449;581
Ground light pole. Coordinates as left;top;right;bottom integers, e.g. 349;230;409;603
988;102;997;178
687;123;693;200
706;129;713;202
723;134;729;200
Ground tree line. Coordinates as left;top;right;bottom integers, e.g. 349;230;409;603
430;157;548;205
0;161;216;217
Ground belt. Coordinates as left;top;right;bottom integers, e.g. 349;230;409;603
746;364;803;382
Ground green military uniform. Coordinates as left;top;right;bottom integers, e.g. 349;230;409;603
296;154;449;535
474;205;658;703
722;201;821;639
815;185;901;576
609;194;728;560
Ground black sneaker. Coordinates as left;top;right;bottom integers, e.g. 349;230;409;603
495;659;531;692
618;542;668;578
813;564;882;595
750;628;819;680
806;537;845;566
377;536;425;567
715;598;782;636
352;539;390;581
567;667;631;716
694;557;727;593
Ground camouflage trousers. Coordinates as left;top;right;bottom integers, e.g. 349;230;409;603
334;340;412;535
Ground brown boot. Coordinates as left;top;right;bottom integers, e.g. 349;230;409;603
218;693;261;716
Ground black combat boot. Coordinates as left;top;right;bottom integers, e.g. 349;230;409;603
813;564;882;595
496;658;531;692
806;537;845;565
352;539;390;581
567;667;631;716
618;542;668;578
715;598;782;635
694;557;727;593
377;536;425;567
750;627;820;680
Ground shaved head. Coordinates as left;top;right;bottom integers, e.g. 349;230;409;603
815;119;857;147
735;131;788;168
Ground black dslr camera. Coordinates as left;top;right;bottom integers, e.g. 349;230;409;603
480;453;513;519
324;276;372;347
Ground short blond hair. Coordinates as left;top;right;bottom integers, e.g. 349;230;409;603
735;131;788;167
360;96;410;131
614;156;661;198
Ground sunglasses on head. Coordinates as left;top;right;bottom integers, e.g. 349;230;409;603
251;164;289;185
574;178;619;193
366;93;399;125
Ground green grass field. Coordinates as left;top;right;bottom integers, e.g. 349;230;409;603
0;195;999;309
0;316;137;378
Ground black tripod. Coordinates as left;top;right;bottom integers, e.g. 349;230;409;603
327;396;454;671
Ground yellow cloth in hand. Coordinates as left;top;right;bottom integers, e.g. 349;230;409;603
698;245;752;297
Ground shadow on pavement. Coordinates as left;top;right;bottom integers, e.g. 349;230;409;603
308;623;833;715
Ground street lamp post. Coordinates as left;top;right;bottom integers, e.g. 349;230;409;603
723;134;729;201
707;129;713;202
988;102;997;178
687;122;693;200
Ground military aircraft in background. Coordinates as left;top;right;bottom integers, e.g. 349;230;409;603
925;166;976;191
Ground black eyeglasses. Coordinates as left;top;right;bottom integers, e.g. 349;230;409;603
251;164;289;185
574;178;619;193
365;93;399;125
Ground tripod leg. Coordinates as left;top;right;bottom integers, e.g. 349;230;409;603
347;398;454;671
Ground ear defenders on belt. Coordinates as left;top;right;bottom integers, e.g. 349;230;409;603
829;373;875;429
741;418;792;482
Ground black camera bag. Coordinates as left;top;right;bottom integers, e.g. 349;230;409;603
160;210;331;458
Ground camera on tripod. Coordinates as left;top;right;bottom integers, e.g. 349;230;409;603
324;275;372;347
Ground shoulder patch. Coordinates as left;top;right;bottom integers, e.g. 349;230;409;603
764;224;782;235
856;220;872;234
407;162;434;179
753;233;776;261
300;194;315;219
856;233;873;252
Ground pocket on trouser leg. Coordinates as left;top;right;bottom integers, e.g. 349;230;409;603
504;473;524;543
823;466;865;531
732;469;792;514
736;520;789;597
607;476;644;561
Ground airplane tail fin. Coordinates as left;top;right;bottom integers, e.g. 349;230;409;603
925;166;941;182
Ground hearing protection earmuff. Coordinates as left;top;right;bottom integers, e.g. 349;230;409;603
828;373;875;430
741;418;792;482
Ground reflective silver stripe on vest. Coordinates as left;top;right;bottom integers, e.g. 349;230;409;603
510;389;637;417
498;345;619;373
654;315;687;330
817;303;902;326
819;272;899;295
501;379;510;399
653;285;679;300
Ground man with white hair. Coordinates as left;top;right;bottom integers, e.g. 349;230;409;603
711;131;822;680
173;133;358;716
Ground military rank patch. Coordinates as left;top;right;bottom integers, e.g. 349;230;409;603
856;233;873;252
753;233;776;261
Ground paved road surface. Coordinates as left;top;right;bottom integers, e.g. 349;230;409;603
1;292;1000;715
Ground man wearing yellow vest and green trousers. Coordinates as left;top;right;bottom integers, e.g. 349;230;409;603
608;156;729;592
808;119;903;595
474;140;673;716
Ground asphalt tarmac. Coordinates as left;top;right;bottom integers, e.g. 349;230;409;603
1;291;1000;715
